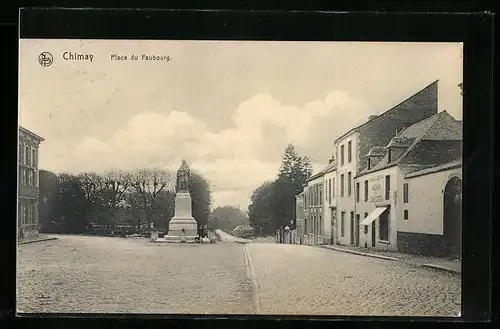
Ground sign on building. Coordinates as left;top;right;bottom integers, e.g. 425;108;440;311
369;175;385;202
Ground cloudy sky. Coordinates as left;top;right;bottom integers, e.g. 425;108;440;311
19;40;463;210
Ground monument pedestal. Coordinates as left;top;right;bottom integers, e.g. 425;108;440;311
165;192;198;243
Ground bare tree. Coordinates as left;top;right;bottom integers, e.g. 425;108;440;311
123;190;144;232
101;169;129;230
128;168;175;228
77;172;105;226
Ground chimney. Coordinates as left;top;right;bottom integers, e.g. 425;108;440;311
328;155;335;164
368;115;378;121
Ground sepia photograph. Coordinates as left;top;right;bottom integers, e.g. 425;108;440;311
17;39;463;316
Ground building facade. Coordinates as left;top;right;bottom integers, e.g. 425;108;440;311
304;171;325;245
334;80;439;246
295;192;306;243
18;126;44;239
355;111;462;258
322;159;338;245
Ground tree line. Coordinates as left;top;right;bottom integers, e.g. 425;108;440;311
38;168;211;236
248;144;313;236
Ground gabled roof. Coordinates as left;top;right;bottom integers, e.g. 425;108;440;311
19;126;44;141
367;146;386;157
356;111;462;178
405;159;462;179
323;160;337;174
334;80;438;143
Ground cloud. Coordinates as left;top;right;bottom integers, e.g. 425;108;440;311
39;90;370;208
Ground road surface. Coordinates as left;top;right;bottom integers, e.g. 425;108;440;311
17;235;460;316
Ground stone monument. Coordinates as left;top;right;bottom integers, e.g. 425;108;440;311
164;160;198;243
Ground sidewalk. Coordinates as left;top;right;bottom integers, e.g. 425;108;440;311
18;235;58;245
321;244;461;274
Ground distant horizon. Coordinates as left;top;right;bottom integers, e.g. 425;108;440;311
19;40;463;209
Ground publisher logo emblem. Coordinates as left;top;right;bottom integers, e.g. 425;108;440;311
38;52;53;67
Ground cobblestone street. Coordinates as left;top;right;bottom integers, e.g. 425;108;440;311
17;235;461;316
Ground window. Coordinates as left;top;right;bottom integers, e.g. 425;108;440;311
319;215;322;235
22;168;27;185
356;182;360;202
325;182;328;202
367;157;371;170
340;212;345;237
348;141;352;163
385;175;391;201
319;184;323;206
404;210;409;220
26;146;30;166
32;149;37;167
403;183;409;203
340;174;344;197
341;145;345;166
364;180;368;201
332;178;335;198
347;172;352;196
379;210;389;241
387;149;392;163
364;213;368;234
328;179;332;204
19;144;23;163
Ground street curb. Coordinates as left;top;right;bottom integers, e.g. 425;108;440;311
18;237;58;245
320;245;400;261
321;245;461;274
421;263;461;274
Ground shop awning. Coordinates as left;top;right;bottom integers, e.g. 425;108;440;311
360;206;388;226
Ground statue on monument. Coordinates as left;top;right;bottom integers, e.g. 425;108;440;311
176;159;190;193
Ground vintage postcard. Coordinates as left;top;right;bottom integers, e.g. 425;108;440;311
18;39;463;316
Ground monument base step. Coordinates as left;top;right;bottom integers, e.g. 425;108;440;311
152;236;198;243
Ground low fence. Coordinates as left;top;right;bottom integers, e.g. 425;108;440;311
276;229;297;244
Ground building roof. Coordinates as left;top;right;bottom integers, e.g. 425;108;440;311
19;126;44;141
307;170;325;182
366;146;386;157
307;158;338;182
356;110;462;178
334;80;438;143
405;159;462;179
323;159;337;174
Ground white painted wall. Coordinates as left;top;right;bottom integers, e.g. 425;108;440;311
335;132;358;245
305;173;325;244
355;166;400;251
323;168;337;243
400;167;462;235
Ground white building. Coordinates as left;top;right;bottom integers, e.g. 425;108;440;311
322;158;338;245
304;169;325;245
334;80;439;246
355;111;462;258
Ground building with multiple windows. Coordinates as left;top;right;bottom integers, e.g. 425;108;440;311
322;158;338;245
303;169;325;245
355;111;462;257
18;126;44;239
296;80;462;259
334;80;439;246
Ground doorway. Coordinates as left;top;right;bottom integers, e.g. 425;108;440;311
355;214;360;246
331;208;337;245
443;177;462;259
349;212;354;245
371;222;376;247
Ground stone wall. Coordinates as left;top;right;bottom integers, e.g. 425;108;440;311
397;231;448;257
